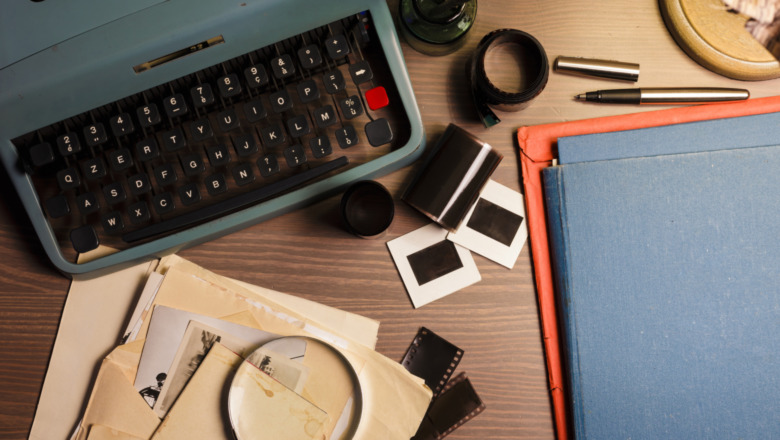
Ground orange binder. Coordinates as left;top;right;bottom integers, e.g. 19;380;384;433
516;95;780;440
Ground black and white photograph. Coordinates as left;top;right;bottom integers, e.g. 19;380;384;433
447;180;529;269
387;223;481;308
133;305;292;407
245;346;310;394
153;320;258;417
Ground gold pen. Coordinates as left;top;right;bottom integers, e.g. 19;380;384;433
575;87;750;104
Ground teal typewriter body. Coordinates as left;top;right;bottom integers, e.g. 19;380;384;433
0;0;424;275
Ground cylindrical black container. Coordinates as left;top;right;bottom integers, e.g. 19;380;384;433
341;180;395;239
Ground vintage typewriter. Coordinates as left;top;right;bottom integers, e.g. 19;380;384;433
0;0;424;275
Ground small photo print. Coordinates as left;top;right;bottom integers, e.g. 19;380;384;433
447;180;528;269
134;305;288;409
153;320;256;417
246;347;309;394
387;223;480;308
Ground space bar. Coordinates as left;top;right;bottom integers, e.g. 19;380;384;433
123;156;349;243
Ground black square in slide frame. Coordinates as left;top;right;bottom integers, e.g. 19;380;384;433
407;240;464;285
466;198;523;246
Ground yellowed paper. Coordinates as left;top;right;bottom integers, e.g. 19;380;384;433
229;344;329;440
232;279;380;350
33;251;383;440
79;358;161;439
151;344;242;439
298;338;357;436
153;256;379;349
71;257;430;440
135;267;357;437
74;315;266;440
106;339;145;382
29;254;155;440
139;263;432;439
87;425;146;440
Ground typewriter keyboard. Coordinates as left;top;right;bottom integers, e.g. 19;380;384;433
12;11;412;263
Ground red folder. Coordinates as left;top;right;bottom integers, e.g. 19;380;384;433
516;95;780;440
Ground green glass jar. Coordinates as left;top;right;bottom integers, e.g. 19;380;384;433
398;0;477;56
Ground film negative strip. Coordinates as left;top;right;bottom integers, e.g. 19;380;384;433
412;372;486;440
401;327;463;396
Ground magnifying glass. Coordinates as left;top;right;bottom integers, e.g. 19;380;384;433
227;336;363;440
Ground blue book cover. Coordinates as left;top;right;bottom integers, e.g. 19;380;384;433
543;145;780;439
556;111;780;164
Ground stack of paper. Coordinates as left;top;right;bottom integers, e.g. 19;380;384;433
31;253;431;440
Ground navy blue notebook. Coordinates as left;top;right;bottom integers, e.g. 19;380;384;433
543;140;780;438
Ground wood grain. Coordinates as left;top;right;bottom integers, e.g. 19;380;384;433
1;1;779;439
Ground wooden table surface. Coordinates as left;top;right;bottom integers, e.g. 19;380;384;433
2;1;779;439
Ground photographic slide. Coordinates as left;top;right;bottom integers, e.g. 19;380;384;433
387;223;480;308
447;180;528;269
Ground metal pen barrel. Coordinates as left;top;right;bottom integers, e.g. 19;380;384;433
554;56;640;81
639;88;750;103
